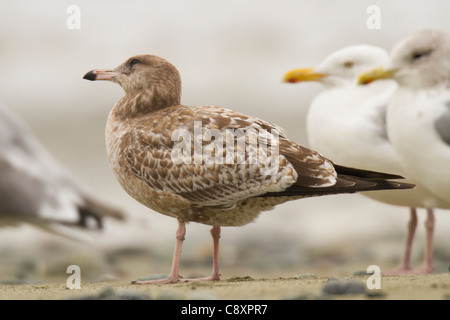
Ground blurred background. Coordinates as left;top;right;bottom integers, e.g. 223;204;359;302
0;0;449;283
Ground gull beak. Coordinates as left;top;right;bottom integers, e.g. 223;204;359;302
283;68;327;83
358;67;398;85
83;69;120;81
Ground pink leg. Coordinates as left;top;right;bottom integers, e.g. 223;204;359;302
384;208;435;275
383;208;417;274
133;221;186;284
182;226;221;282
133;223;222;285
419;209;434;274
211;226;221;279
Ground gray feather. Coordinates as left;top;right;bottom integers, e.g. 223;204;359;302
434;101;450;146
373;103;389;142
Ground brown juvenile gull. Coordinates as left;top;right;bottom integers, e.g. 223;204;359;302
0;102;124;235
83;54;414;284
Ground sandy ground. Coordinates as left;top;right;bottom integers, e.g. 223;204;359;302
0;215;449;301
0;266;448;300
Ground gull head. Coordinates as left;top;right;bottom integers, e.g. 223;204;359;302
83;54;182;101
284;45;389;88
359;29;450;89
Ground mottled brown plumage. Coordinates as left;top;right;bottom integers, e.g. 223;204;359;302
84;54;414;284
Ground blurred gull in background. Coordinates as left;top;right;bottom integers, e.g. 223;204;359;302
0;101;124;239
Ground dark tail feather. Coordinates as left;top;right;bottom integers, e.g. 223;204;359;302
260;164;415;198
332;164;405;180
77;196;125;229
261;178;414;198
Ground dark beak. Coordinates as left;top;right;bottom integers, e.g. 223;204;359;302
83;69;120;81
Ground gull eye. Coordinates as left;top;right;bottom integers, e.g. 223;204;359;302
130;58;140;66
343;61;354;68
411;50;432;61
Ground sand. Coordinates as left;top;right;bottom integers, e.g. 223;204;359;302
0;272;448;300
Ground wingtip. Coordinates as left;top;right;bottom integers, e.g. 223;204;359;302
391;181;416;190
333;164;407;180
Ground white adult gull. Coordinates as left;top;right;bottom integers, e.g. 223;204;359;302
359;29;450;270
283;45;450;273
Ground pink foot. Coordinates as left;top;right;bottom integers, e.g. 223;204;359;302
133;272;220;285
382;267;413;275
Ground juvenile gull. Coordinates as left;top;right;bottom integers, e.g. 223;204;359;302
0;102;124;234
359;29;450;272
284;45;450;274
84;54;414;284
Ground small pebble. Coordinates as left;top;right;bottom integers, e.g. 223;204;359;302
98;287;116;299
296;273;317;279
132;274;168;283
117;290;151;300
226;276;254;282
353;270;372;276
67;286;151;300
285;293;310;300
66;287;114;300
366;290;387;298
322;280;366;295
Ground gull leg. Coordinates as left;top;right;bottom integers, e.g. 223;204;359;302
384;208;435;275
210;226;221;280
383;208;417;274
133;221;186;285
398;207;418;271
419;209;434;274
182;226;221;282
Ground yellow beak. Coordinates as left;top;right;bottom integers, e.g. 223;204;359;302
283;68;327;83
358;67;398;85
